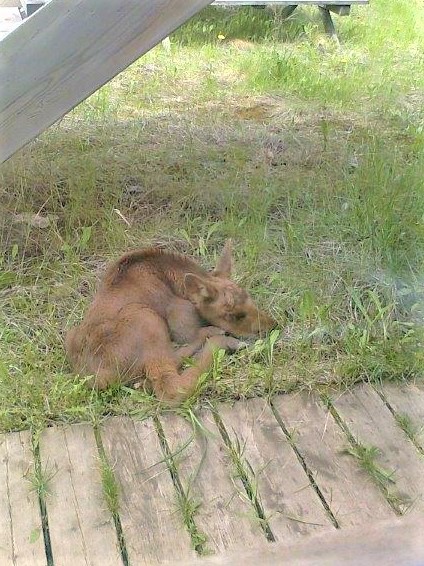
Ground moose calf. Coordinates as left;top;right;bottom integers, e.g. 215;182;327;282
65;240;275;404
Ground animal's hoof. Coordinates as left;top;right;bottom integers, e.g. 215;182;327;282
200;326;225;340
208;335;245;352
224;337;247;351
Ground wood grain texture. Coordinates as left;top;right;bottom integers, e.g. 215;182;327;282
101;416;195;564
273;392;393;527
381;382;424;448
217;398;333;543
0;6;21;39
212;1;368;5
40;424;121;566
0;431;45;565
0;1;22;7
160;411;263;553
332;383;424;514
174;516;424;566
0;0;213;163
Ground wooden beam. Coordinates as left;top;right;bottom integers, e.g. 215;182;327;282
318;5;339;40
0;0;213;163
323;4;351;15
0;0;22;6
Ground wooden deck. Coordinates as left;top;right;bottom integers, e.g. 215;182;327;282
1;382;424;564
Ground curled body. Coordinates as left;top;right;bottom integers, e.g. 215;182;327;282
65;241;276;404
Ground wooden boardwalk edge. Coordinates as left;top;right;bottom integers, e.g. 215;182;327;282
1;382;424;563
173;515;424;566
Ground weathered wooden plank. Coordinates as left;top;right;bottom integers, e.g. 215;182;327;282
175;516;424;566
273;392;393;527
0;6;21;39
381;382;424;448
332;383;424;514
40;424;121;566
212;1;368;5
217;398;333;543
0;0;214;163
160;411;263;553
0;431;45;565
0;436;13;564
101;417;195;564
0;1;22;7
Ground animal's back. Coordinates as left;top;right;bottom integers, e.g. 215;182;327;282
101;247;205;290
66;248;206;366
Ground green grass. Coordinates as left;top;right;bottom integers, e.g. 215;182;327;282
342;442;410;513
1;1;424;432
394;412;424;455
154;416;207;553
322;393;413;513
212;409;274;539
94;427;129;564
98;450;120;517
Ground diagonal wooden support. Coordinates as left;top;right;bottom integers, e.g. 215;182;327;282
0;0;213;163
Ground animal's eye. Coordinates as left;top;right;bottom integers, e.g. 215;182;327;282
233;312;246;322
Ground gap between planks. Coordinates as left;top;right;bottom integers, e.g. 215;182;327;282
331;383;424;515
39;424;122;566
0;430;45;565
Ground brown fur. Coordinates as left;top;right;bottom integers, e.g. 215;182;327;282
65;240;276;404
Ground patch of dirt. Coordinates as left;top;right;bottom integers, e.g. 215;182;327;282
234;102;276;122
0;210;61;258
227;39;256;51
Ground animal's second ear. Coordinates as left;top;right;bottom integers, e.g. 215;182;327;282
213;239;233;278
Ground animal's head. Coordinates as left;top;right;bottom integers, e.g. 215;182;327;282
185;240;276;337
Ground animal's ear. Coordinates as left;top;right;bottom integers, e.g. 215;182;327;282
185;274;217;303
213;239;233;278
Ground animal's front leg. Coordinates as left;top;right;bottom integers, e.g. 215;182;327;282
167;297;205;344
173;326;224;366
169;335;243;401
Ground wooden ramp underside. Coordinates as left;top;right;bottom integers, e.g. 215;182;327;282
0;0;213;163
1;383;424;564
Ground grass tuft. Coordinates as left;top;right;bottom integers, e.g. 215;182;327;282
212;408;275;540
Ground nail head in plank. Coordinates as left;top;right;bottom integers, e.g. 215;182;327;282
0;431;45;565
381;382;424;448
160;411;263;553
40;424;121;566
273;392;393;527
101;417;195;564
218;398;332;542
332;383;424;513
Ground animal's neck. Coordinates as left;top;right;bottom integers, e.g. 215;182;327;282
154;253;208;298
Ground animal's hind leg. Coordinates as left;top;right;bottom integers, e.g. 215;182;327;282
146;334;241;404
64;325;83;369
81;307;177;390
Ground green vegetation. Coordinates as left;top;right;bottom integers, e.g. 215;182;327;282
1;1;424;432
212;409;274;539
343;443;410;514
154;417;207;552
394;412;424;454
